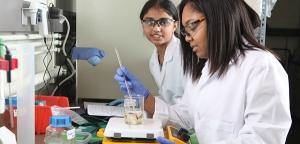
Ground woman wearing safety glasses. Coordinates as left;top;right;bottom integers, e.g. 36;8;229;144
115;0;291;143
113;0;186;107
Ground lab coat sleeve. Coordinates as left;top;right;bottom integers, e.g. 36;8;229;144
216;55;292;144
153;82;193;130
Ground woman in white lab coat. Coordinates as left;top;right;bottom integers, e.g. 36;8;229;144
140;0;186;105
113;0;186;106
115;0;291;143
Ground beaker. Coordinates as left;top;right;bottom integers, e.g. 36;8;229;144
124;95;144;125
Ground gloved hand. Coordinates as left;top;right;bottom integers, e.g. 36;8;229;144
107;99;124;106
71;47;105;66
114;67;150;98
156;136;174;144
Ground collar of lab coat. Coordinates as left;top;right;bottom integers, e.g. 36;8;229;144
210;37;252;68
205;47;247;78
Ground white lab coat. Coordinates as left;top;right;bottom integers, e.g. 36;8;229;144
149;35;186;105
154;49;291;144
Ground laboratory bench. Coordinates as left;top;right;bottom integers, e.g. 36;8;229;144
1;98;194;144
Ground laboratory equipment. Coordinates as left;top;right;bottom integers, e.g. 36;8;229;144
51;105;88;125
35;95;69;134
5;46;14;129
114;48;132;96
0;44;18;130
124;95;144;125
0;58;7;114
51;13;73;96
0;43;5;114
104;117;164;141
16;45;35;144
0;42;9;114
44;115;76;144
75;131;92;144
1;43;36;143
3;96;17;129
165;125;190;144
22;0;49;36
50;9;105;98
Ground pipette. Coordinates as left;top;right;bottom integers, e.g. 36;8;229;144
114;48;132;97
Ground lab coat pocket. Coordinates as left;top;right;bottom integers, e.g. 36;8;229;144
195;116;235;143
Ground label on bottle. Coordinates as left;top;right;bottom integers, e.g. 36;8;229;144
66;128;75;140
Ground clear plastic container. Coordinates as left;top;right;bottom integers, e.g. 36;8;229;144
44;115;75;144
124;95;144;125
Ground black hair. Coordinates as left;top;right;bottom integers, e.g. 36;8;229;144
178;0;267;81
140;0;179;22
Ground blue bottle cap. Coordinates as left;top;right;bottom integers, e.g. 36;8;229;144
50;115;72;128
5;96;17;107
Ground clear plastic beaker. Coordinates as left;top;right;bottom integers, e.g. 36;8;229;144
124;95;144;125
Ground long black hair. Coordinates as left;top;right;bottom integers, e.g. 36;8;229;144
178;0;267;81
140;0;179;22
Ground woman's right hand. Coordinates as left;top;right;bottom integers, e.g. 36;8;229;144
114;67;150;98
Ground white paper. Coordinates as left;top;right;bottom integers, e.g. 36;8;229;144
87;103;124;117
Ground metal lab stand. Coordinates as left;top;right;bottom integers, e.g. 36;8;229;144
257;0;268;46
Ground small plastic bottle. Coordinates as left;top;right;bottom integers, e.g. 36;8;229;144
44;115;76;144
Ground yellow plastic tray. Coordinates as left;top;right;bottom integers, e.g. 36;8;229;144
102;137;159;144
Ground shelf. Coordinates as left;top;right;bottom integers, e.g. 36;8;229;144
266;28;300;37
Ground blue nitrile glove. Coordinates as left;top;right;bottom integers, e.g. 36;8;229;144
71;47;105;66
114;67;150;97
156;136;174;144
87;55;102;66
107;99;124;106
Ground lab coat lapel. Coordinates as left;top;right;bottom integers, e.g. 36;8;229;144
151;49;163;87
159;37;176;86
150;36;176;87
190;62;214;118
196;61;213;91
